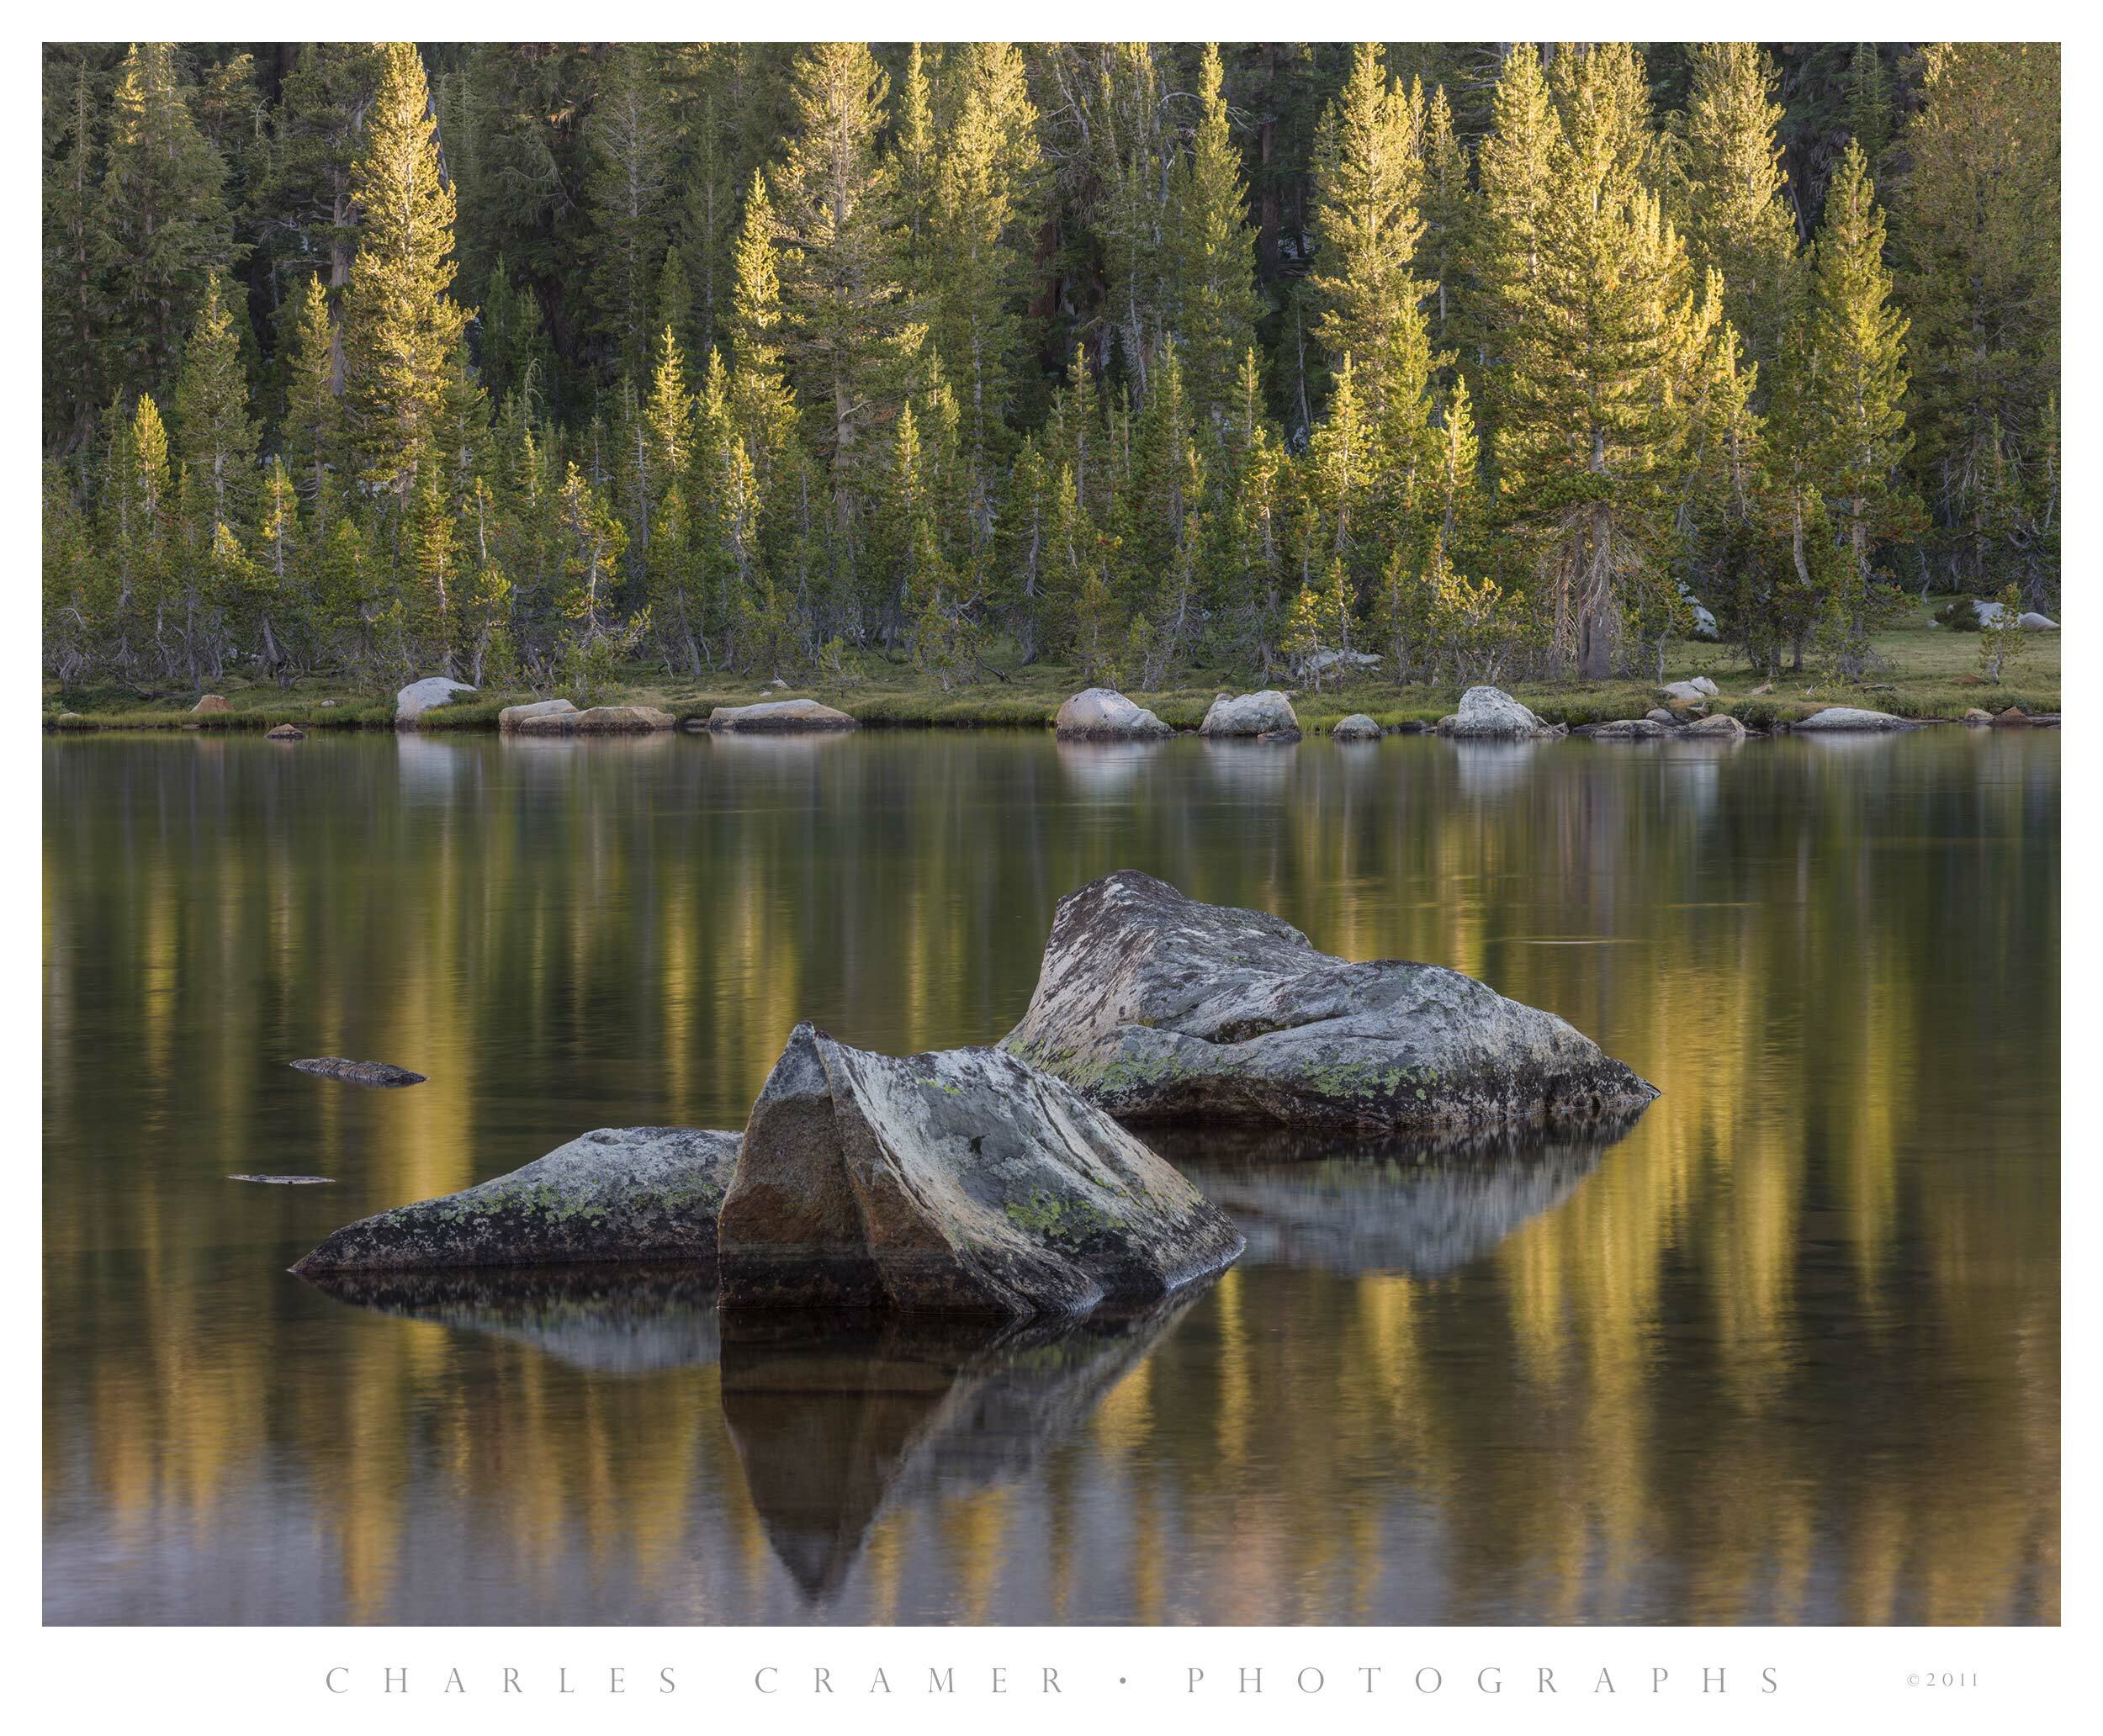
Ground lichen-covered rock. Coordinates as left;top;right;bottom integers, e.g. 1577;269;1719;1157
290;1057;427;1087
574;704;675;733
1681;712;1746;740
500;697;578;732
191;694;230;715
1001;871;1656;1135
1792;707;1911;733
1054;688;1173;741
395;676;477;724
705;698;857;733
1438;686;1550;738
1200;690;1300;739
290;1127;741;1275
1330;713;1382;741
265;723;305;741
717;1023;1243;1321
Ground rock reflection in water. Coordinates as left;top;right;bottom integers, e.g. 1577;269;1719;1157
719;1291;1203;1602
1151;1122;1633;1277
302;1263;721;1376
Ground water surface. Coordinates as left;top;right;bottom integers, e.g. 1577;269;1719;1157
42;728;2059;1623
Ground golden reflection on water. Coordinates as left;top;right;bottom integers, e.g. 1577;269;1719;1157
43;731;2058;1624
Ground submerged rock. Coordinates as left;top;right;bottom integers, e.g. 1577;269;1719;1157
290;1127;741;1275
228;1173;334;1185
265;723;305;741
1001;871;1656;1135
705;698;857;733
395;676;476;725
716;1023;1243;1320
499;697;578;732
574;704;675;733
1581;718;1668;741
1331;713;1383;741
1792;706;1912;733
1054;688;1173;741
1438;685;1551;738
1200;690;1300;739
290;1057;428;1087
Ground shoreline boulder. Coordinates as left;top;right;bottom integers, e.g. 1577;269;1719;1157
575;704;675;733
1792;707;1912;733
1054;688;1173;741
291;1127;741;1276
705;698;857;733
1331;713;1382;742
500;697;578;733
266;723;305;741
1001;871;1657;1135
395;676;476;726
290;1057;427;1088
1438;685;1554;739
1681;712;1747;741
1200;690;1300;740
191;694;230;716
716;1023;1244;1321
1581;718;1668;740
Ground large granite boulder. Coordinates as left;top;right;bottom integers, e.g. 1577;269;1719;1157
706;698;857;733
500;697;578;733
1792;706;1911;733
290;1126;740;1275
1438;685;1552;739
191;694;230;715
1331;713;1382;741
1001;871;1656;1135
395;676;477;725
716;1023;1244;1321
1199;690;1300;739
574;704;675;733
2019;611;2059;631
1054;688;1173;741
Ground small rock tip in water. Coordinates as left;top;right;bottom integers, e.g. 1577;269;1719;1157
229;1174;335;1185
290;1057;428;1088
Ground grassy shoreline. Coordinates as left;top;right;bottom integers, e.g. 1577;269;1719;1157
45;598;2059;736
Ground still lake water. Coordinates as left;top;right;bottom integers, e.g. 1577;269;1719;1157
43;727;2058;1624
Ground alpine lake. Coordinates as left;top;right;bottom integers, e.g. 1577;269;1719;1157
42;723;2058;1623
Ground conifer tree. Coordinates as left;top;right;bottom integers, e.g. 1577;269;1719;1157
94;44;233;406
280;274;340;512
1900;44;2059;593
172;270;259;542
585;45;679;382
1173;45;1262;427
770;43;919;537
342;43;469;501
1490;44;1716;677
1801;140;1915;672
1677;44;1800;389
